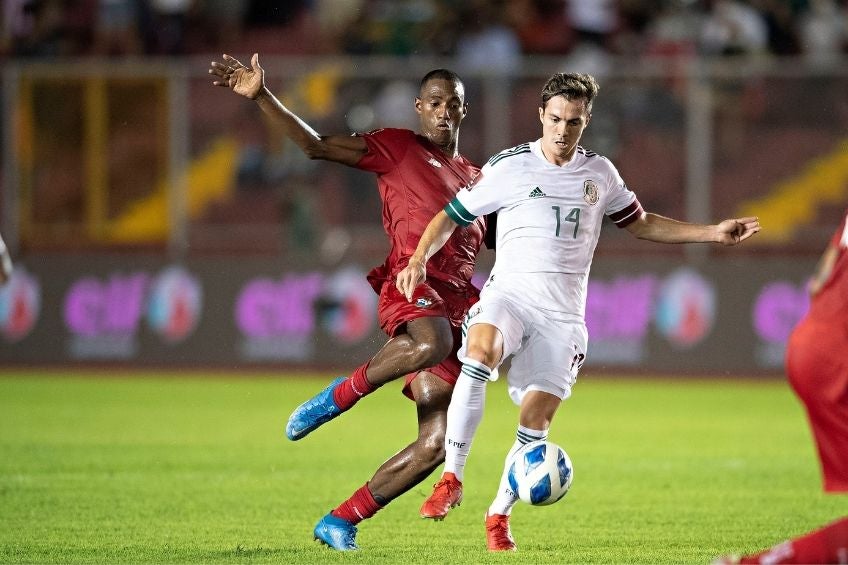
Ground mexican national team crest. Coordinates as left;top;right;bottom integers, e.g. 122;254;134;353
583;180;599;205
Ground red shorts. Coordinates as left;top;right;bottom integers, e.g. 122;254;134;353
373;277;479;400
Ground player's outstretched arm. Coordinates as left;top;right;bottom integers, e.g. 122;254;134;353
208;53;367;167
396;211;459;301
625;213;760;245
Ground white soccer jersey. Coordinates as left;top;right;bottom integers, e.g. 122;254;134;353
445;140;642;319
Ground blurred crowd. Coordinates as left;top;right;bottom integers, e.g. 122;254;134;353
2;0;847;65
3;0;847;257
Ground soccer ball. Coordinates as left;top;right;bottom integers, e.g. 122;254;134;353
507;440;573;506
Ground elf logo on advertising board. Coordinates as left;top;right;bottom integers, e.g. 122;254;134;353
586;274;657;363
586;268;717;363
64;272;148;358
235;273;324;361
235;268;377;362
63;266;202;359
752;280;809;368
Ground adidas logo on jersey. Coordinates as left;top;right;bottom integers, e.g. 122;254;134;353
528;186;546;198
427;157;442;168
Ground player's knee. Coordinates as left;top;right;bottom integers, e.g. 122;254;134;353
415;432;446;468
463;343;499;368
406;317;453;366
412;337;452;368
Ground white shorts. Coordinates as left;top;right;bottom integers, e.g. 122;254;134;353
458;282;588;405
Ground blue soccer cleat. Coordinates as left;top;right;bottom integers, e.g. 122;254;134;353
313;513;359;551
285;377;346;441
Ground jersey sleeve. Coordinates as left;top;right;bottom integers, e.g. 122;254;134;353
444;161;515;226
354;128;413;174
603;160;643;229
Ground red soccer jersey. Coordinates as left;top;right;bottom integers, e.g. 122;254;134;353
355;128;485;290
807;209;848;327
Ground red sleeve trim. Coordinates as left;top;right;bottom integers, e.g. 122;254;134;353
608;200;643;229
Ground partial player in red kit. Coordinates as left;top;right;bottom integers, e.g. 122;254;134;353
716;210;848;564
787;208;848;494
209;54;489;551
715;517;848;565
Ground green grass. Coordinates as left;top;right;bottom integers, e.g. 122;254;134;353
0;372;844;564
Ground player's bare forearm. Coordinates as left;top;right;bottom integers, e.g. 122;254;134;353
254;88;322;149
626;213;760;246
396;211;458;300
253;89;367;166
626;213;715;243
210;53;366;166
411;211;458;267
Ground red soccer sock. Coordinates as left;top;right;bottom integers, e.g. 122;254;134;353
738;516;848;564
332;362;377;411
330;483;384;525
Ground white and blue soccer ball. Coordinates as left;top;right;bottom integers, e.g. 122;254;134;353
507;440;573;506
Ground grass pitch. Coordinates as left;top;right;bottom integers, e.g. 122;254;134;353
0;371;844;564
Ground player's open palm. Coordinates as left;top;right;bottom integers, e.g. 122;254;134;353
209;53;264;100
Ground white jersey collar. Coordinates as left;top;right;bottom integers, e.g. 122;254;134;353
530;139;584;170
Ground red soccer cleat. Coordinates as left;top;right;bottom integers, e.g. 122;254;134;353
486;513;517;551
420;473;463;520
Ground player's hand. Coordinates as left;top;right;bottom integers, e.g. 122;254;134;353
209;53;264;100
395;259;426;302
716;216;760;246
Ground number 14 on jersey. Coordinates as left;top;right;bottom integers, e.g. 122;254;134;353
552;206;580;238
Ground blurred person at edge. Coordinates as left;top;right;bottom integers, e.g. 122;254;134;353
209;53;491;551
716;209;848;565
791;207;848;495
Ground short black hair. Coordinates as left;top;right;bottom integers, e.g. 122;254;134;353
419;69;464;93
541;73;600;114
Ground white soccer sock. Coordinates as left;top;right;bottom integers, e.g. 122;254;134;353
488;425;548;516
443;358;490;482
